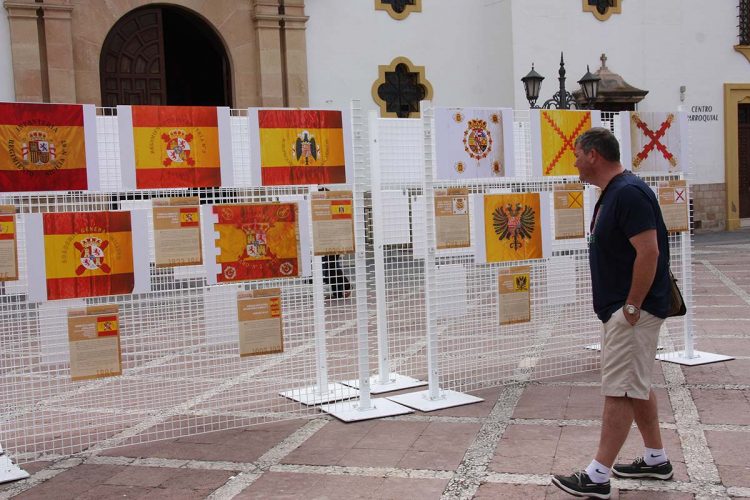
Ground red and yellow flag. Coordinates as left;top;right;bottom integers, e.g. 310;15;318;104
540;110;592;176
258;110;346;185
213;203;300;282
131;106;221;188
96;315;119;337
43;211;134;300
0;103;89;192
484;193;543;263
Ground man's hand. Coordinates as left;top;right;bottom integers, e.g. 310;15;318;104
623;307;640;326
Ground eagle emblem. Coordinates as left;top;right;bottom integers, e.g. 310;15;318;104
294;130;320;165
492;203;536;251
514;274;529;292
74;236;111;275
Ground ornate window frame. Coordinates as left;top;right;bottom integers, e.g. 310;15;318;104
374;0;422;21
371;56;434;118
582;0;622;22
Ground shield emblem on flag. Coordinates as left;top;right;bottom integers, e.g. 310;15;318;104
29;140;50;164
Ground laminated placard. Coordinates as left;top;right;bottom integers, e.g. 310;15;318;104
530;109;601;177
435;188;470;249
434;107;515;179
248;108;352;186
237;288;283;357
311;190;354;255
0;205;18;281
475;192;551;264
152;197;202;267
553;183;585;239
67;304;122;381
0;102;100;192
498;265;531;325
658;180;689;233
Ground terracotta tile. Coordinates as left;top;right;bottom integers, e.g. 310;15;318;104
337;447;406;468
158;468;234;490
234;472;321;499
313;474;385;499
105;466;181;487
475;482;553;498
618;491;693;499
513;385;569;419
490;452;555;474
355;421;428;450
692;388;750;425
282;446;349;466
398;449;465;471
378;477;448;499
417;387;501;417
140;488;213;500
706;430;750;467
716;464;750;488
75;484;152;499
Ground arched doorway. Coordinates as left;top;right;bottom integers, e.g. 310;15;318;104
100;5;232;107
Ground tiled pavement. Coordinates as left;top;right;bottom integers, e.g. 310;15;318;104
2;229;750;499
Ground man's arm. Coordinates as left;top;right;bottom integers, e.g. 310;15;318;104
624;229;659;326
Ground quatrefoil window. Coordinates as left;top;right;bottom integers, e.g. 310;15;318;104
375;0;422;21
371;57;434;118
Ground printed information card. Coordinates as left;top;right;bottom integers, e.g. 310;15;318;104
67;305;122;381
237;288;284;357
658;180;689;233
498;265;532;325
553;183;585;239
152;197;202;267
435;188;470;249
311;190;355;255
0;205;18;281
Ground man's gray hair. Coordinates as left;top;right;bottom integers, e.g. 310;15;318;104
574;127;620;162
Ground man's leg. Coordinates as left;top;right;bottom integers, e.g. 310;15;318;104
632;389;663;449
595;396;634;467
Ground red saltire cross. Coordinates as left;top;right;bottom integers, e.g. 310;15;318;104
542;112;590;175
674;188;686;203
632;113;678;169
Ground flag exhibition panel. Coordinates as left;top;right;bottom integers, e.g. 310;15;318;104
619;111;687;175
248;109;351;186
530;109;601;177
473;192;552;264
206;202;302;283
434;107;515;180
0;102;99;192
117;105;233;189
23;210;151;302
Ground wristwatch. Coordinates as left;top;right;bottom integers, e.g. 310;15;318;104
625;304;640;315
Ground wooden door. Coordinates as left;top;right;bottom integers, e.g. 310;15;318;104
739;103;750;219
100;8;167;106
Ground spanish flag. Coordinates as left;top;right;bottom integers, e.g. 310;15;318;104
43;211;134;300
213;203;300;282
330;199;352;219
0;102;91;192
484;193;543;263
540;110;592;176
96;315;119;337
257;110;346;186
130;105;222;188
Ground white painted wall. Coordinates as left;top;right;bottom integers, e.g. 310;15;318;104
0;6;16;101
305;0;514;113
508;0;748;184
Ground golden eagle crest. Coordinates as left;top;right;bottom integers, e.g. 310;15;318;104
492;203;536;251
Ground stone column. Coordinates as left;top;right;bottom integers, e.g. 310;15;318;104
253;0;285;107
282;0;308;107
41;0;75;103
4;0;44;102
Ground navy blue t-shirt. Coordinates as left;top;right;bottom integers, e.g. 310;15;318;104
589;171;671;322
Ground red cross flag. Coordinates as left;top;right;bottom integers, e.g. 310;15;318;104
622;111;687;174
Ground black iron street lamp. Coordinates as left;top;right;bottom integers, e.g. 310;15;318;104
521;53;601;109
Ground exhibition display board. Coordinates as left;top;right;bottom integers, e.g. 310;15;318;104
0;102;698;466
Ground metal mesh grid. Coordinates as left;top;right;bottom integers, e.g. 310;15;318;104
369;107;695;396
0;108;364;463
0;104;696;462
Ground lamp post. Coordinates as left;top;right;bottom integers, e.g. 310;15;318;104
521;53;600;109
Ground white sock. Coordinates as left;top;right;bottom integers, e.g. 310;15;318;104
644;447;667;466
585;459;610;483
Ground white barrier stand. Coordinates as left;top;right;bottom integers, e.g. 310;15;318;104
658;231;733;365
0;443;29;484
280;189;359;405
387;103;482;412
340;110;426;394
322;101;414;421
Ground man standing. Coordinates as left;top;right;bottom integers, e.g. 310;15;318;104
551;128;673;499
